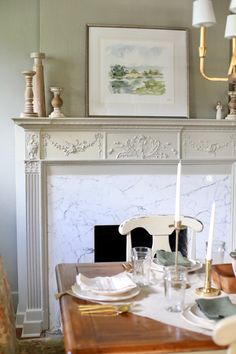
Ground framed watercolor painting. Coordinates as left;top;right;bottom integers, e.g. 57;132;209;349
87;25;189;118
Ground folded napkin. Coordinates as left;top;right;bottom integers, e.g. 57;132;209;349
154;250;192;267
196;296;236;320
76;272;137;295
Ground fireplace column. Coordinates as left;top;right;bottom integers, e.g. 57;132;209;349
16;131;47;337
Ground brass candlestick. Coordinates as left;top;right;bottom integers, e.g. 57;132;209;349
169;220;185;267
195;259;221;297
174;220;182;267
170;220;191;289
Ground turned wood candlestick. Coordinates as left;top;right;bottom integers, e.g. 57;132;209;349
30;52;46;117
49;87;65;118
20;70;38;118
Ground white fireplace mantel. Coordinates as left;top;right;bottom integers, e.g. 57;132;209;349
13;117;236;337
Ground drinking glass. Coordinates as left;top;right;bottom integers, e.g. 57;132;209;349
163;265;187;312
206;241;225;264
132;247;152;286
230;251;236;276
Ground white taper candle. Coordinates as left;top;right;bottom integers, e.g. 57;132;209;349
174;161;182;222
206;201;216;261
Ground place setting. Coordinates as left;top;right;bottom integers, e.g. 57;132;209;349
71;271;140;302
151;249;202;273
55;245;160;314
182;296;236;332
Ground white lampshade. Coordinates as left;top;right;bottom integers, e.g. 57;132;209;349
230;0;236;14
192;0;216;27
225;14;236;38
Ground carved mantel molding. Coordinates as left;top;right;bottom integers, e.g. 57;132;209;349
13;117;236;163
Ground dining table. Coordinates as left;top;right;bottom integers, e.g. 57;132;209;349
55;262;227;354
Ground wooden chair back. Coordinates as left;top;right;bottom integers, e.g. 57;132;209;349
118;215;203;261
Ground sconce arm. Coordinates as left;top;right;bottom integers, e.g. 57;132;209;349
199;57;228;82
198;26;228;82
228;39;236;77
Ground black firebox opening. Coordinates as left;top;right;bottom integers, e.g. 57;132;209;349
94;225;187;262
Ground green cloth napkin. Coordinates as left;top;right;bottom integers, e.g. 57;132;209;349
154;250;192;267
196;296;236;320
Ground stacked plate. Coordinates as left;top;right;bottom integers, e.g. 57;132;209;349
151;259;202;273
71;272;140;302
182;303;217;331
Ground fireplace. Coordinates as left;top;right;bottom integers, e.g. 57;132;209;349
94;225;126;262
13;117;236;336
94;225;188;262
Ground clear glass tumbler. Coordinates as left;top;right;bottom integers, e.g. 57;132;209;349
163;265;187;312
132;247;152;286
206;241;226;264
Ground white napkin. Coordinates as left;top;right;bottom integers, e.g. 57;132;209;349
76;272;137;296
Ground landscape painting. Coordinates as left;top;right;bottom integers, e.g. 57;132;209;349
109;63;165;96
103;40;173;103
88;26;189;117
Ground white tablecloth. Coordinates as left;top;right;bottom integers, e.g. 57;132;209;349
129;270;236;336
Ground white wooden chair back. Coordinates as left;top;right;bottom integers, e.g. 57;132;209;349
212;314;236;354
118;215;203;261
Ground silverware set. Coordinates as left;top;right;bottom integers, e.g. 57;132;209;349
78;303;132;316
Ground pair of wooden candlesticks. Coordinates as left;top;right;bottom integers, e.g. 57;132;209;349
20;53;65;118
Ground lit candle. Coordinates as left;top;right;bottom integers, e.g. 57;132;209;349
174;161;182;222
206;201;216;261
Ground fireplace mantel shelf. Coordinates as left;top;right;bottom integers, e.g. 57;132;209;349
13;117;236;129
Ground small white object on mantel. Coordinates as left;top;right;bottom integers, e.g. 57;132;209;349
215;101;224;120
49;87;65;118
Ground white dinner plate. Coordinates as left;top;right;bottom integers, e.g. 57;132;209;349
190;303;217;323
151;259;202;273
70;283;140;302
76;272;137;296
181;304;217;331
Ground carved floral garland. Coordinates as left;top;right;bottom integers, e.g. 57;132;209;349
43;133;103;156
109;135;177;159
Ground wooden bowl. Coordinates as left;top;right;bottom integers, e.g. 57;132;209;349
211;263;236;294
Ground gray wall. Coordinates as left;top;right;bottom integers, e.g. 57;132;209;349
0;0;39;304
0;0;231;301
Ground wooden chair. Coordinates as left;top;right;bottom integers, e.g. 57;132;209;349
212;314;236;354
118;215;203;261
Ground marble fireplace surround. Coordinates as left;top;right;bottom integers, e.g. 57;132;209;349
13;117;236;337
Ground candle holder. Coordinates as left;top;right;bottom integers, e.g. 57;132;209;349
169;220;186;267
174;220;182;267
169;220;191;289
20;70;38;118
49;87;65;118
195;259;221;297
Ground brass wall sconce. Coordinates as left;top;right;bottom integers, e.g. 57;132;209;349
192;0;236;120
